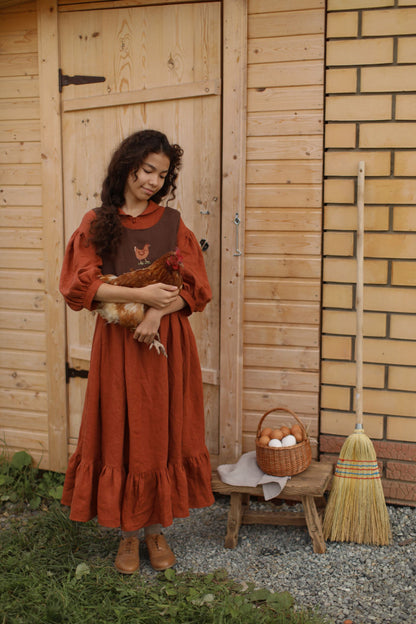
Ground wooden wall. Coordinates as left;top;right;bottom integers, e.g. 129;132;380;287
242;0;325;455
0;1;49;465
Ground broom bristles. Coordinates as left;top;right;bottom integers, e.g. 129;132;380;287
323;429;391;546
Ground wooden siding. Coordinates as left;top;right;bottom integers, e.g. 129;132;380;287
0;0;49;466
242;0;325;456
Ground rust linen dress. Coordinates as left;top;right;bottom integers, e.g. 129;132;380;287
60;201;215;531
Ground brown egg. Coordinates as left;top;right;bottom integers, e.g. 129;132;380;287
280;426;291;437
258;435;270;446
270;429;283;440
261;427;273;438
291;424;303;442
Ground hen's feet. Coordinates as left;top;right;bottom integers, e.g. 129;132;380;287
148;333;167;357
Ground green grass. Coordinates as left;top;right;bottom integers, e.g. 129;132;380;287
0;451;329;624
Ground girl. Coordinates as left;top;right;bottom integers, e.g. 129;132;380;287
60;129;214;574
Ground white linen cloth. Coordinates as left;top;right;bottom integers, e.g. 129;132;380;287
217;451;289;501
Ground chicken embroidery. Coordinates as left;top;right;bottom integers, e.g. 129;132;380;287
96;249;184;357
134;243;151;266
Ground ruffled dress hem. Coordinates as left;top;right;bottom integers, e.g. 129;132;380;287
61;450;215;531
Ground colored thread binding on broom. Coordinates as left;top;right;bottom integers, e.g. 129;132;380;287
335;459;380;480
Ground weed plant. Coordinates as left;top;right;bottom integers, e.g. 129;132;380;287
0;452;329;624
0;449;64;510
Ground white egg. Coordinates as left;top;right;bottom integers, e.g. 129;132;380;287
268;438;282;448
281;434;297;447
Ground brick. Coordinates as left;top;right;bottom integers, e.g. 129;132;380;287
361;66;416;93
320;410;384;438
389;365;416;391
325;69;357;94
390;314;416;340
327;11;358;38
321;335;352;359
365;179;416;204
395;94;416;120
325;123;356;148
364;337;416;365
362;8;416;36
364;388;416;418
319;434;345;454
326;37;394;66
324;205;390;231
365;285;416;313
365;233;416;259
393;205;416;231
391;261;416;285
388;416;416;441
394;151;416;175
386;461;416;482
397;36;416;63
321;384;351;411
324;179;355;204
323;257;388;284
382;479;416;505
360;123;416;148
326;95;392;121
373;439;416;460
321;437;416;467
322;284;353;308
321;361;385;388
322;310;387;336
323;230;354;255
325;152;390;177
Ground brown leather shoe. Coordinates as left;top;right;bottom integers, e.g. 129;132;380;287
145;533;176;571
114;537;140;574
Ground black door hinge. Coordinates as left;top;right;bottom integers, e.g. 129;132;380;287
66;362;89;383
59;68;106;93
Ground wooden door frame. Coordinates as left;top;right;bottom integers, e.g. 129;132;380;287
37;0;247;471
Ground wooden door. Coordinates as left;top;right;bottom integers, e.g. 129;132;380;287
59;2;221;458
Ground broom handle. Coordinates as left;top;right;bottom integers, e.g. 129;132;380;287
356;161;365;427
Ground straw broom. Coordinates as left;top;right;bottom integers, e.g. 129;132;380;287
323;161;391;546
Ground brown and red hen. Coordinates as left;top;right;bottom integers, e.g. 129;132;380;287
96;248;183;356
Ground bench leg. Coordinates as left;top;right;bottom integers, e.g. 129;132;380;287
301;495;326;554
224;492;245;548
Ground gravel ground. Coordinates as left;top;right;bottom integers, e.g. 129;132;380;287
151;496;416;624
2;496;415;624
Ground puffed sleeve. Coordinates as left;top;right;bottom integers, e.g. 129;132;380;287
59;210;103;312
177;218;212;314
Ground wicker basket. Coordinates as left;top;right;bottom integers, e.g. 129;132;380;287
255;407;312;477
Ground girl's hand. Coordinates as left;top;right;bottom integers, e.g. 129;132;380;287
133;308;163;343
136;283;179;309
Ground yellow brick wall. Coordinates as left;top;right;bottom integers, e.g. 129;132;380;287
322;0;416;505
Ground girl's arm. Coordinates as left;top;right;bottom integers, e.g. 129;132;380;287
133;295;186;343
94;282;180;309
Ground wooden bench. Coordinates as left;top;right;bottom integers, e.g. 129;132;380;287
211;461;333;554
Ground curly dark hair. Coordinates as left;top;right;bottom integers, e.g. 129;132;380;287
89;129;183;257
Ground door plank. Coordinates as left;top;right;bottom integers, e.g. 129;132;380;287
63;79;221;112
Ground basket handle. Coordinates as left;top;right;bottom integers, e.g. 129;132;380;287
256;407;307;439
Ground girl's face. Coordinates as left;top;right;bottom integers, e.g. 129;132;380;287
124;151;170;204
